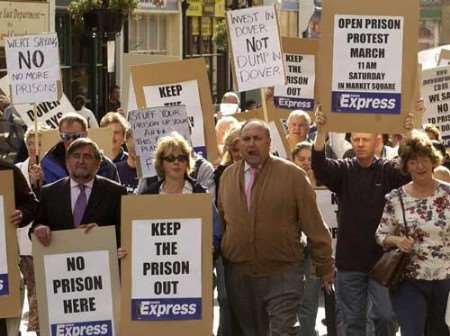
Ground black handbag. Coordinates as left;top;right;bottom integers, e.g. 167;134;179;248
369;190;411;288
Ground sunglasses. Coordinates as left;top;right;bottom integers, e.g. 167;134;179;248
163;154;189;163
60;132;85;142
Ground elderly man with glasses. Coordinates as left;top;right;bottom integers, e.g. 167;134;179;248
41;113;120;185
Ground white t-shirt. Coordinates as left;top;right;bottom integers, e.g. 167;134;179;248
76;107;99;128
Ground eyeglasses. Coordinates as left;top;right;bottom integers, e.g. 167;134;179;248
60;132;85;142
163;154;189;163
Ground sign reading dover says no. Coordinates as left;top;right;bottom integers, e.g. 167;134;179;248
5;32;60;104
227;6;285;92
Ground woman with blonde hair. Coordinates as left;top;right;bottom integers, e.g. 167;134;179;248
376;131;450;336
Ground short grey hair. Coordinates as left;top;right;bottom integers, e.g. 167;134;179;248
287;110;311;127
240;119;271;139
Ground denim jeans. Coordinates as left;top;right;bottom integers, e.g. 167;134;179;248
225;263;304;336
335;270;396;336
392;278;450;336
298;249;320;336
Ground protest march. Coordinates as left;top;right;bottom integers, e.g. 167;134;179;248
0;0;449;336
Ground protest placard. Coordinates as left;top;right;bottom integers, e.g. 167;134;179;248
128;105;191;177
318;0;419;133
33;226;120;336
273;38;318;112
422;66;450;146
315;188;338;256
130;58;218;163
120;193;212;335
4;33;61;104
121;53;181;115
268;120;289;159
0;75;73;129
40;128;114;160
0;171;21;318
227;5;285;92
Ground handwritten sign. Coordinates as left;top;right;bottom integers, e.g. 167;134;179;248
227;6;285;92
128;105;191;177
131;218;202;321
0;196;8;297
274;53;315;110
4;33;60;104
331;16;404;114
422;66;450;146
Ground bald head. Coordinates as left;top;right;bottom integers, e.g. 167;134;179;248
240;120;271;167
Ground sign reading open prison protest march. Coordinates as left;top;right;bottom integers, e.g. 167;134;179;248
128;105;192;177
315;188;338;256
226;5;285;92
0;75;74;129
120;194;213;336
0;171;21;318
33;226;120;336
318;0;419;133
130;58;218;163
273;38;317;111
422;66;450;146
4;33;61;104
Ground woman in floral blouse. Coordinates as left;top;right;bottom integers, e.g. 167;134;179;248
376;131;450;336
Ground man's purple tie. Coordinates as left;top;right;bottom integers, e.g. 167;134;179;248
73;184;87;228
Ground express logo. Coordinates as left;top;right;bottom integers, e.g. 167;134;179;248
52;321;112;336
339;94;396;110
332;92;400;114
132;299;201;320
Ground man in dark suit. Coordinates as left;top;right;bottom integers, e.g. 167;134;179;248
32;137;126;246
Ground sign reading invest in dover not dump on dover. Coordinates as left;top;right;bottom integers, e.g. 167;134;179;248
227;6;285;92
4;33;60;104
332;16;404;114
131;218;202;321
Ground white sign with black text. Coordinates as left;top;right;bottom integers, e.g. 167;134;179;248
128;105;192;177
315;188;338;256
142;80;206;158
131;218;202;321
422;66;450;147
227;6;285;92
4;33;60;104
44;251;115;336
331;15;404;115
274;53;315;110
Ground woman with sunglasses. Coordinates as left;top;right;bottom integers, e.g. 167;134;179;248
138;132;221;248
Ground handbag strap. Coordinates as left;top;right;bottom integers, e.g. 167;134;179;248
397;189;409;236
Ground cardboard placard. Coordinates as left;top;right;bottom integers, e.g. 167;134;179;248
266;38;318;123
128;105;192;178
0;170;21;318
315;188;338;256
318;0;419;133
40;128;114;160
421;65;450;146
120;194;213;336
226;5;285;92
130;58;218;163
33;226;120;336
4;33;62;104
121;54;181;115
232;109;264;122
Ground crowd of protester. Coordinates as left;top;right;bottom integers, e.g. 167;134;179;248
0;88;449;336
